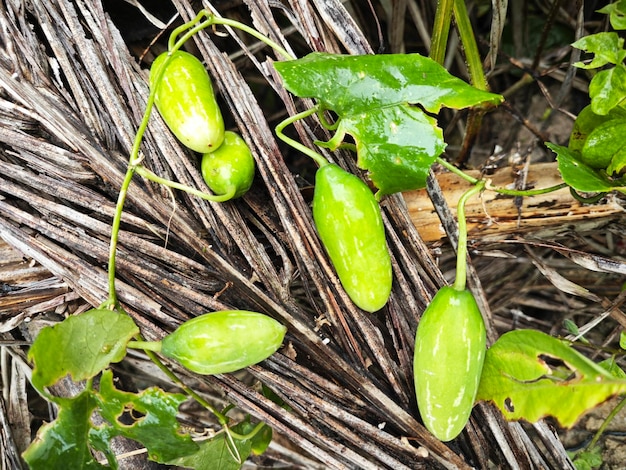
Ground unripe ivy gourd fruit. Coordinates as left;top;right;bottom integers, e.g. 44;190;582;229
313;164;392;312
160;310;286;375
201;131;255;199
150;51;225;153
413;286;486;441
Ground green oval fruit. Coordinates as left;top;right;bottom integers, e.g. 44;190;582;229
150;51;224;153
201;131;255;199
160;310;286;375
312;164;392;312
413;286;486;441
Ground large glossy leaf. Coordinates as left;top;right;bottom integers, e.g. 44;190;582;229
548;143;626;193
22;391;105;470
28;308;139;395
477;329;626;427
91;370;198;464
274;52;503;194
583;118;626;174
568;104;626;155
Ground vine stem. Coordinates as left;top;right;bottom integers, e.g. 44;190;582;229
435;157;567;197
275;106;330;168
588;392;626;450
452;180;485;292
169;10;295;61
104;8;295;306
141;348;229;424
135;165;236;202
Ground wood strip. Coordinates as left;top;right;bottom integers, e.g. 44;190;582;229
403;162;625;243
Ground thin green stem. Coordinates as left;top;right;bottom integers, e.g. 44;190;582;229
168;10;294;61
453;180;485;291
135;165;236;202
227;421;266;441
436;157;479;184
276;106;330;168
104;166;136;309
588;394;626;449
429;0;454;64
569;187;607;204
487;181;568;197
142;348;229;425
436;157;567;197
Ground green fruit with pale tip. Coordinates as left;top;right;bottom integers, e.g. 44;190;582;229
201;131;255;199
150;50;224;153
160;310;286;375
312;163;392;312
413;286;486;441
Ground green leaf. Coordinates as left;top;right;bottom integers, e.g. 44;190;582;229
274;52;502;193
28;309;139;394
598;0;626;30
334;105;445;194
169;433;251;470
569;446;603;470
476;329;626;427
598;357;626;379
621;331;626;350
568;104;626;155
22;390;106;470
572;32;626;69
583;118;626;173
548;143;626;193
588;65;626;115
92;369;198;464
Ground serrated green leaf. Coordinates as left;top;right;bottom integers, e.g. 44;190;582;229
22;390;105;470
588;65;626;115
598;0;626;30
477;329;626;427
28;309;139;394
572;32;626;68
548;143;625;193
93;369;198;464
274;52;502;192
169;433;251;470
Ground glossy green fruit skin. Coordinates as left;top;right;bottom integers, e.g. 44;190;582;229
312;164;392;312
201;131;255;198
413;286;486;441
160;310;286;375
150;51;224;153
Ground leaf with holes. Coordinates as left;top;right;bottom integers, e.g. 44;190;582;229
274;52;503;194
22;391;104;470
476;329;626;427
90;370;198;464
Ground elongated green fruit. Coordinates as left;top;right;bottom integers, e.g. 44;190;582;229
150;51;224;153
313;164;392;312
201;131;255;199
160;310;286;375
413;286;486;441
